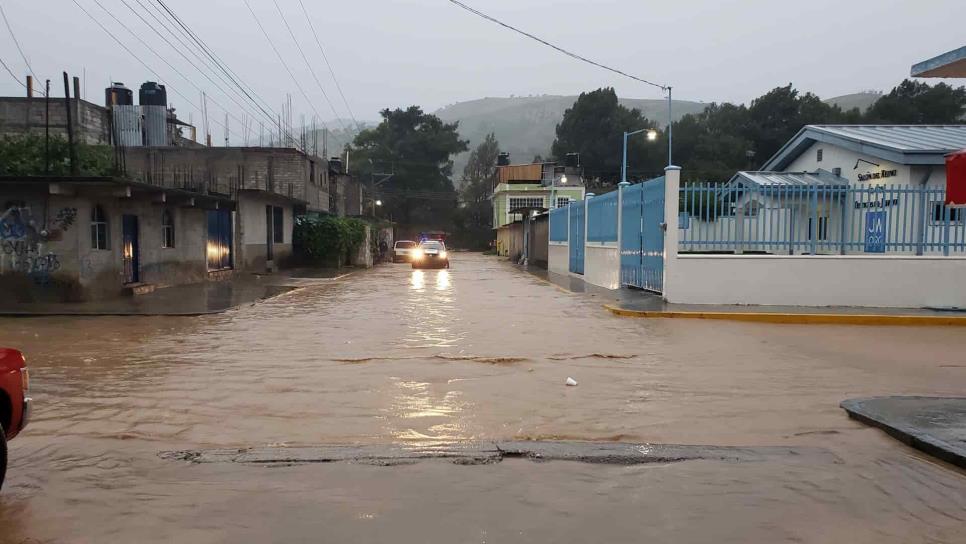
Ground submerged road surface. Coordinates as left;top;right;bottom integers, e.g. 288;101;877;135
2;253;965;542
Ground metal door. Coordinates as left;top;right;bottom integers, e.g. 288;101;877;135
568;201;584;274
265;205;274;261
122;214;140;284
620;176;665;292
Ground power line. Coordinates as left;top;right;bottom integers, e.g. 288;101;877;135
0;54;27;89
269;0;347;135
240;0;335;148
445;0;667;91
118;0;279;140
69;0;245;143
0;3;43;95
149;0;294;143
295;0;360;130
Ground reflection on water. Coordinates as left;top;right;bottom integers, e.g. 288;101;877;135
2;254;966;542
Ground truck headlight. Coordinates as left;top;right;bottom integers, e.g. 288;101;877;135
413;249;424;260
440;251;448;259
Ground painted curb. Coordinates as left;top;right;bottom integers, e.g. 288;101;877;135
603;304;966;326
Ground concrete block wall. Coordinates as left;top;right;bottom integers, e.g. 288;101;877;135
548;243;569;275
0;97;111;144
583;244;620;289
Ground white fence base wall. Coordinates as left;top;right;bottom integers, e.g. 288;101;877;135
665;254;966;308
548;243;569;275
583;244;620;290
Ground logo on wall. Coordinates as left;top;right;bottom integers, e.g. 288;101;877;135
857;169;898;182
864;210;887;253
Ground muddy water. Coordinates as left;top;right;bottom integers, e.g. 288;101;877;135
1;253;965;542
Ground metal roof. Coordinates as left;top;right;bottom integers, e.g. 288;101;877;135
762;125;966;170
729;169;849;188
911;46;966;78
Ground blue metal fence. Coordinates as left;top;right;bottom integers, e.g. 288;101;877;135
549;206;569;242
620;176;666;292
587;190;618;242
679;182;966;256
569;201;585;274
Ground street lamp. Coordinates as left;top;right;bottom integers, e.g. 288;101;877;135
375;199;383;207
622;128;658;184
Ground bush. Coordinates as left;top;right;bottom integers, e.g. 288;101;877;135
0;134;115;176
294;215;368;266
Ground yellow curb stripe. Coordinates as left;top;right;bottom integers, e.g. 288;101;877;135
603;304;966;326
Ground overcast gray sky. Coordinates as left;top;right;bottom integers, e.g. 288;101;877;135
1;0;963;135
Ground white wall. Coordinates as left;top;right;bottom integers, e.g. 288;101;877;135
583;244;620;289
666;254;966;308
548;242;569;275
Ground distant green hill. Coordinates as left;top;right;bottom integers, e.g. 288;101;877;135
824;92;882;113
437;92;886;183
435;95;707;183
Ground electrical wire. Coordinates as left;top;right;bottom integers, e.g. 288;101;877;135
0;3;44;95
149;0;305;147
118;0;279;140
69;0;246;143
0;54;27;89
295;0;360;130
270;0;347;135
240;0;334;148
445;0;667;91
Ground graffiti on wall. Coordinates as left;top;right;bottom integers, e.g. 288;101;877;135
0;204;75;285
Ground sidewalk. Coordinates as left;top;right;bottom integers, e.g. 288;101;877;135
841;397;966;469
0;268;351;317
520;265;966;326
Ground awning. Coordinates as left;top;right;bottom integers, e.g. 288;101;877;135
946;150;966;207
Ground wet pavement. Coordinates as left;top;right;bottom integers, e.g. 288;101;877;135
2;253;966;542
0;269;347;316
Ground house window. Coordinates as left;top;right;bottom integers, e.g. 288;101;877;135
161;209;175;248
272;206;284;243
932;202;965;224
743;200;762;217
91;205;109;250
556;197;571;208
509;197;545;211
808;216;829;241
816;148;823;162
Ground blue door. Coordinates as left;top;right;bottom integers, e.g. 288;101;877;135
620;176;665;292
568;202;585;274
640;176;666;292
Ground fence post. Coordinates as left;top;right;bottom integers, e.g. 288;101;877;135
839;187;848;255
617;181;630;278
663;166;681;302
809;185;818;255
916;183;927;256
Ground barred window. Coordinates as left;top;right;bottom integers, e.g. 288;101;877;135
508;197;545;210
161;209;175;248
91;205;109;250
556;197;571;208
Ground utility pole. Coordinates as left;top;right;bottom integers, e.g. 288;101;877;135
62;72;78;175
44;79;50;174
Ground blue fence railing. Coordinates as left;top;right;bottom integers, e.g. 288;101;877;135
587;190;619;243
549;206;569;242
679;182;966;255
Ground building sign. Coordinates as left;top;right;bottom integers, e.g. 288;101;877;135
864;211;887;253
857;169;898;182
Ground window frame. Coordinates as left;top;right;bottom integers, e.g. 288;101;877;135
931;202;965;225
272;206;284;243
161;209;175;248
90;205;110;250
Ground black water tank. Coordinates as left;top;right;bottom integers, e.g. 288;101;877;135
105;82;133;107
564;152;580;168
139;81;167;106
329;158;344;173
497;152;510;166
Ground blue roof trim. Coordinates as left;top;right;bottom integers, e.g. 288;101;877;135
761;125;966;170
911;46;966;77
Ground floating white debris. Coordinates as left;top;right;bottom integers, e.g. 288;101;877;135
566;377;578;386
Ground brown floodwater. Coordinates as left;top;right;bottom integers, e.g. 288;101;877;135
1;253;965;543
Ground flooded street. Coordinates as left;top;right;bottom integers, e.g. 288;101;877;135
2;253;965;543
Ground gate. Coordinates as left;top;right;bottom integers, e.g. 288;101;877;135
568;201;585;274
620;176;665;292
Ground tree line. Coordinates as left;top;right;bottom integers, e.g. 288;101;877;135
553;80;966;186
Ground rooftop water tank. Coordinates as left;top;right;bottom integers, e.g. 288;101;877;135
139;81;167;106
105;82;133;107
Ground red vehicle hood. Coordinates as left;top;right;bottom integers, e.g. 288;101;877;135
0;348;25;371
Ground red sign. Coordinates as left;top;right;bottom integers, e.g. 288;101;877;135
947;150;966;207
